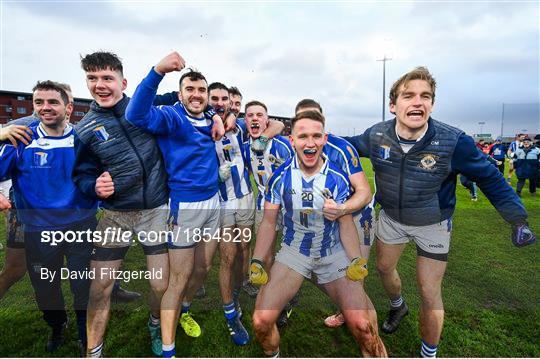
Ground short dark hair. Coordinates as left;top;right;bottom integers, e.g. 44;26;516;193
179;68;207;87
80;51;123;75
295;99;322;114
229;86;242;98
245;100;267;113
208;82;229;93
32;80;69;105
292;110;325;129
390;66;436;105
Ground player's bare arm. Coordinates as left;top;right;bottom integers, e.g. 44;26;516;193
323;172;371;221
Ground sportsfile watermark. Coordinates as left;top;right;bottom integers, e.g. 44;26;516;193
40;226;252;246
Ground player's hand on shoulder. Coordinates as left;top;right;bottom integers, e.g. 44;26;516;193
224;112;237;132
211;116;225;141
155;51;185;75
511;222;536;247
346;257;368;281
95;171;115;199
0;124;33;147
249;258;268;286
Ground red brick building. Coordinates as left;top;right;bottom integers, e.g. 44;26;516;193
0;90;92;125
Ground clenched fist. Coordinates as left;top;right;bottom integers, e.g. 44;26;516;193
155;51;186;75
95;171;115;199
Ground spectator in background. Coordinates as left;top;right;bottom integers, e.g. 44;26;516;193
476;139;485;152
507;133;526;184
489;137;507;174
513;137;540;197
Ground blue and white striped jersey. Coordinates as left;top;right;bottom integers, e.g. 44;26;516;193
509;140;522;154
0;123;97;230
326;134;375;227
216;119;252;202
265;155;351;258
324;134;363;176
244;135;293;209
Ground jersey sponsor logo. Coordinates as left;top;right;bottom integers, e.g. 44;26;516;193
431;140;440;145
300;208;313;228
33;152;48;166
419;154;438;171
36;138;50;147
379;145;391;160
347;146;359;167
93;126;110;141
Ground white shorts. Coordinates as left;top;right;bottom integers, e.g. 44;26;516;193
168;193;221;249
0;179;12;197
95;204;169;248
275;244;349;284
375;209;452;261
220;192;255;227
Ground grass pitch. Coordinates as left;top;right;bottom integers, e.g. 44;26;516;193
0;158;538;357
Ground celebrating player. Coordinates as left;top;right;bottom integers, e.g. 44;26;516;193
0;81;97;355
125;51;224;358
344;66;536;357
250;110;387;357
73;52;176;357
294;99;375;328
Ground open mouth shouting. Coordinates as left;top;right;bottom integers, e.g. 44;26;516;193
249;122;262;137
95;91;115;105
406;109;424;121
303;148;317;162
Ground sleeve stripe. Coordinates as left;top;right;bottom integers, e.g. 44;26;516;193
326;141;351;175
274;136;292;156
328;168;349;187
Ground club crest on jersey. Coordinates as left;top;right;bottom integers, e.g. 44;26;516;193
419;154;438;171
379;145;391;160
268;154;277;164
33;152;48;166
347;146;359;167
93;126;110;141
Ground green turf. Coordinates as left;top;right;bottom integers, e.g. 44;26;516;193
0;158;538;357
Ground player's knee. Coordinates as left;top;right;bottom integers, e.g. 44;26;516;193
89;278;114;302
418;281;442;306
149;279;168;297
193;261;212;279
219;251;235;269
252;311;273;334
376;259;395;276
168;270;189;289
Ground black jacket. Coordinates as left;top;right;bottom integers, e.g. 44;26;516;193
72;94;176;210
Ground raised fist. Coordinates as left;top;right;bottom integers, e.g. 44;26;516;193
155;51;186;75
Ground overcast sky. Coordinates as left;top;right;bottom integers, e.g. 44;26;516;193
1;1;538;137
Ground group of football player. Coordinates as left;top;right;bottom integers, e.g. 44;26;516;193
0;50;536;358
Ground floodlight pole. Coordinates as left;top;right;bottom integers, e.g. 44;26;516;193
377;55;392;121
500;103;505;138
